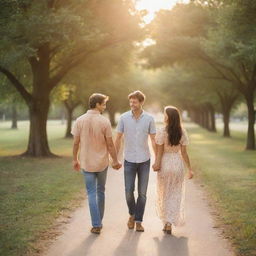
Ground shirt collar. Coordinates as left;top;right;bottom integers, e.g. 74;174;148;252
130;109;145;118
87;109;101;114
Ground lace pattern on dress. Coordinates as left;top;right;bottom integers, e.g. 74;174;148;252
155;127;189;226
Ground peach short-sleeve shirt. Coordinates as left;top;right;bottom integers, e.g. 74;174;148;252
71;109;112;172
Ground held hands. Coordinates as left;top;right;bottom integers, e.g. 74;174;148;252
152;163;161;172
72;160;80;171
112;160;122;170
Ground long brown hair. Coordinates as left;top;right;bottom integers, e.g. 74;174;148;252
164;106;182;146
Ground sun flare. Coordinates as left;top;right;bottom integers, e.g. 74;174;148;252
135;0;189;24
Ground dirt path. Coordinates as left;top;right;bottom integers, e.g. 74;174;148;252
43;164;234;256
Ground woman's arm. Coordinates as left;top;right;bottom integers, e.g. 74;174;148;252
152;144;164;172
181;145;194;179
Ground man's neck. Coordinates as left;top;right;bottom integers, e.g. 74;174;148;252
132;109;143;119
90;108;101;114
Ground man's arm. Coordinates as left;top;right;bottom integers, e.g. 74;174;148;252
106;136;122;170
149;117;157;156
115;116;124;157
149;133;157;156
72;136;80;171
115;132;123;157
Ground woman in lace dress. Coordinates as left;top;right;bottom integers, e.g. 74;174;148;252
152;106;194;234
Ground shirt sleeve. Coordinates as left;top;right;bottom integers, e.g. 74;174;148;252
104;120;113;138
149;117;156;134
181;128;189;145
116;116;124;133
71;119;80;137
155;128;164;145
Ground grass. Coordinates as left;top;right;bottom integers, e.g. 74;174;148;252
0;120;255;256
0;121;84;256
185;122;256;256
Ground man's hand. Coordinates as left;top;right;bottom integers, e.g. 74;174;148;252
152;163;161;172
112;161;122;170
72;160;80;171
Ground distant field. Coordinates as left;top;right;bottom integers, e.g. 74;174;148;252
216;119;250;132
0;120;72;156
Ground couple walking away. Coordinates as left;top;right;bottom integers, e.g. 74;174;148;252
71;90;194;235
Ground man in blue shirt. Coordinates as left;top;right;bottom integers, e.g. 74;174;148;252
115;90;156;232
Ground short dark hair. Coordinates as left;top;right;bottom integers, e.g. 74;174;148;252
128;90;145;103
89;93;109;109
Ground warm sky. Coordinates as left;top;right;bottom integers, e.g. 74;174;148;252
135;0;189;23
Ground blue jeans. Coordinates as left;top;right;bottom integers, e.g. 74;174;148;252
82;167;108;228
124;159;150;222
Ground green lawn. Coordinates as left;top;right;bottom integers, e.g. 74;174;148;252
0;121;84;256
186;122;256;256
0;120;255;256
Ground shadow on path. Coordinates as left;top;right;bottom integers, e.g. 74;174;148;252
114;230;142;256
154;235;189;256
67;234;98;256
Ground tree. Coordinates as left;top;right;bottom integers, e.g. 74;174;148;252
143;2;256;149
0;0;142;156
0;68;27;129
202;0;256;148
154;65;219;131
58;41;138;134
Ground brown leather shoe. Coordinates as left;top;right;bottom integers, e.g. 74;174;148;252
127;216;135;229
164;223;172;235
90;227;101;234
136;222;144;232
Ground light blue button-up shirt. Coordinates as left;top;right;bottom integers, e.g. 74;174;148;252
116;110;156;163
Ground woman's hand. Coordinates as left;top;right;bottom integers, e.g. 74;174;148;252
188;169;194;179
152;163;161;172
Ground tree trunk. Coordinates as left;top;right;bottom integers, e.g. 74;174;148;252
65;107;73;138
107;103;117;127
217;92;238;138
223;109;231;137
204;108;210;130
21;44;58;157
201;107;210;130
199;109;204;127
108;110;116;127
63;97;80;138
23;96;54;157
208;104;216;132
193;108;201;125
23;45;55;156
245;93;255;150
11;103;18;129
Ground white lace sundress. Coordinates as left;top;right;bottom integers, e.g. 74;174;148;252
155;127;189;226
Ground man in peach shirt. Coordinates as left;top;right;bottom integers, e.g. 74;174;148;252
72;93;121;234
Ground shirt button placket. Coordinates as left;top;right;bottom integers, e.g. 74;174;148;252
135;119;138;163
